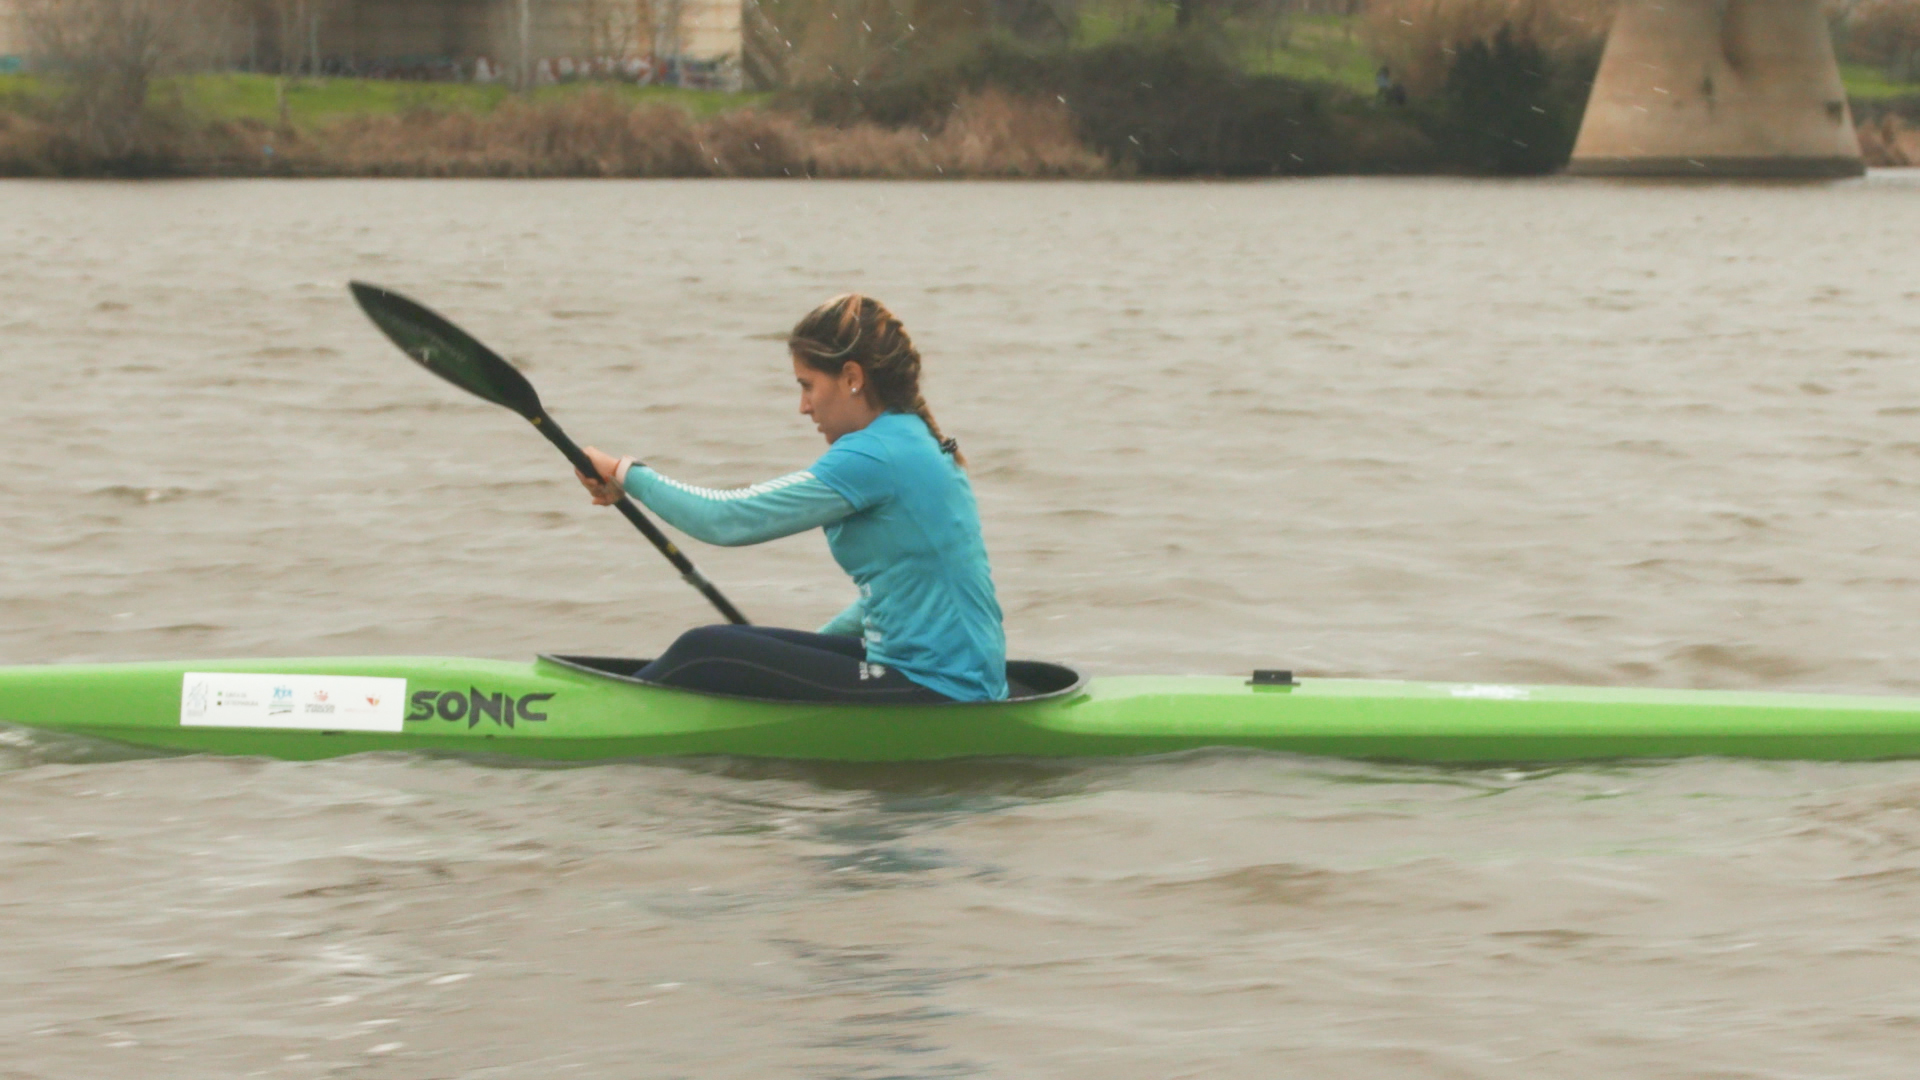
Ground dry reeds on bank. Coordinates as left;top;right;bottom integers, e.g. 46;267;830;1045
0;85;1106;178
311;94;712;177
261;88;1104;179
1857;111;1920;165
803;89;1107;178
0;111;56;174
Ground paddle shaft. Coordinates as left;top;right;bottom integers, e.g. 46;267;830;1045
530;410;750;626
346;281;751;627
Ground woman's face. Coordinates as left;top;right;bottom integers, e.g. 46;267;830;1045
793;356;880;444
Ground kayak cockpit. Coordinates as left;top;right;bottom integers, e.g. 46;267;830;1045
539;655;1087;705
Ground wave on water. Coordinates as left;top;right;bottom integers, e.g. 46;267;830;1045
0;724;184;771
86;486;198;505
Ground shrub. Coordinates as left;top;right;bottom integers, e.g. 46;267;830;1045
1434;27;1593;174
794;35;1437;175
1361;0;1611;96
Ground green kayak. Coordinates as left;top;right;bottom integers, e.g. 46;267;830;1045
4;654;1920;762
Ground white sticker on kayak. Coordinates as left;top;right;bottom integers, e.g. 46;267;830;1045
1450;684;1530;701
181;673;407;732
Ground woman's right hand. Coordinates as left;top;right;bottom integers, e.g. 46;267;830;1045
576;446;626;507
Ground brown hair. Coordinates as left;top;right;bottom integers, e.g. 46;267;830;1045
788;294;964;465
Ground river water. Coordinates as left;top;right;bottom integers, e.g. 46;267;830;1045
5;175;1920;1076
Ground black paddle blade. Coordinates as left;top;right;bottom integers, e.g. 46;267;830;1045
349;281;543;419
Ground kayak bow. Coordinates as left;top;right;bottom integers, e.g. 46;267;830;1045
5;655;1920;762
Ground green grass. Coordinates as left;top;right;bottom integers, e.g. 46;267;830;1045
1073;7;1377;93
1239;15;1377;93
1075;2;1178;44
0;72;765;129
0;72;40;109
177;74;766;127
1841;62;1920;100
166;74;503;126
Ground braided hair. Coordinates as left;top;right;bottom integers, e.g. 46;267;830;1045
788;294;964;466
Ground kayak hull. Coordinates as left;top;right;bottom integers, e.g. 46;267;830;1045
7;655;1920;763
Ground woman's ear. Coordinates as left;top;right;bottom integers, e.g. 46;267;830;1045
840;361;864;394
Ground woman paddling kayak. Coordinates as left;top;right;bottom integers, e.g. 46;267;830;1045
576;294;1008;704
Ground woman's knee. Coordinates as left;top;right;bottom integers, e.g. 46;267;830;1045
658;624;753;661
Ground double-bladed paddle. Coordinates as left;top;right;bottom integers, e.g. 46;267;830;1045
348;280;750;626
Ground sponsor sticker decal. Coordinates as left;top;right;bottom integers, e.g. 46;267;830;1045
1449;684;1530;701
182;673;408;732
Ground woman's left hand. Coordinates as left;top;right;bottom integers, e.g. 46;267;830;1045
576;445;626;506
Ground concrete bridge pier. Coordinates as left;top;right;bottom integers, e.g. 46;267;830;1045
1569;0;1865;178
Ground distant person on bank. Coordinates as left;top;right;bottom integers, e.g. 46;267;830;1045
1376;65;1407;106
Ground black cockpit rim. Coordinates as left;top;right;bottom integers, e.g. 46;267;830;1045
538;655;1088;706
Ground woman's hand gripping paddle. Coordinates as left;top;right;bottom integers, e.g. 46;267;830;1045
347;281;750;626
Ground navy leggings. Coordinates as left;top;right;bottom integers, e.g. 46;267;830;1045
636;625;955;704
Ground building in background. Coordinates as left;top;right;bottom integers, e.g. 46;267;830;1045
2;0;742;87
242;0;742;87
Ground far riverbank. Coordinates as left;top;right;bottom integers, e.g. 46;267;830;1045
6;59;1919;180
0;53;1432;180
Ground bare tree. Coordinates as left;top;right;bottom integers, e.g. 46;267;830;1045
19;0;235;159
518;0;532;89
750;0;985;86
265;0;315;76
581;0;648;62
742;0;788;87
648;0;687;79
1849;0;1920;81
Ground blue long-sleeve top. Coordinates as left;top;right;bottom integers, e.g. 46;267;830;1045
621;412;1007;701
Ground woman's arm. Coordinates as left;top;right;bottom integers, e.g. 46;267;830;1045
621;465;855;547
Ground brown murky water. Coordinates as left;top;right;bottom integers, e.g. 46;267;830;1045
6;174;1920;1076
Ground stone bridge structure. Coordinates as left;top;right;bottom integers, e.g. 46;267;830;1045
1570;0;1864;177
